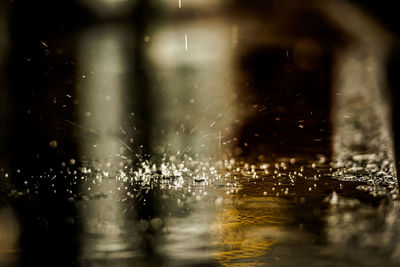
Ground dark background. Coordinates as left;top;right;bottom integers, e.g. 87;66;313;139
1;0;400;169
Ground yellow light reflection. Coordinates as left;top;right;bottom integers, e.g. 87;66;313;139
212;197;283;266
0;206;20;266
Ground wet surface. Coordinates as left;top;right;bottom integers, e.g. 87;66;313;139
1;158;399;266
1;0;400;266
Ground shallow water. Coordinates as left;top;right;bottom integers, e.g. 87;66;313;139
1;157;399;267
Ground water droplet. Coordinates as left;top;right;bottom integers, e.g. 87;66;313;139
49;140;58;148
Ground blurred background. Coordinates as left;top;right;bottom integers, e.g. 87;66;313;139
1;0;400;266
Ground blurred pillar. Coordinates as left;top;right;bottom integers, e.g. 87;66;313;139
321;1;396;184
148;19;237;160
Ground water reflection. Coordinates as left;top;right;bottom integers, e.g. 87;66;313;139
160;199;218;266
213;198;279;265
0;205;20;266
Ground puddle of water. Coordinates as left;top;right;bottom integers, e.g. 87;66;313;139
1;158;398;267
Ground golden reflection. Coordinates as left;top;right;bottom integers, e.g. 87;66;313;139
212;196;285;266
0;206;20;266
